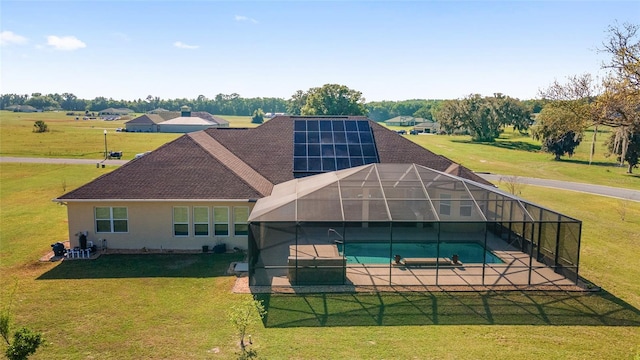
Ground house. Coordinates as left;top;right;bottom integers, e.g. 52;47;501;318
122;114;165;132
384;116;426;127
9;104;39;112
54;116;581;287
55;115;489;251
124;107;229;133
412;119;441;134
148;108;170;114
99;108;134;116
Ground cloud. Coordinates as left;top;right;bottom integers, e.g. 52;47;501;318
173;41;199;49
234;15;258;24
46;35;86;50
1;31;28;46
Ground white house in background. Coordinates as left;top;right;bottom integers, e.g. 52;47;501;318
124;106;229;133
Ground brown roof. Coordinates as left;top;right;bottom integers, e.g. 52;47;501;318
125;114;165;125
57;136;266;200
57;115;490;201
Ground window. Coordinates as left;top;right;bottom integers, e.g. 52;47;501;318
439;194;451;216
214;207;229;236
95;207;128;233
460;196;473;217
233;207;249;236
193;207;209;236
173;207;189;236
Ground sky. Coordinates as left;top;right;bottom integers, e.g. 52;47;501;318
1;1;638;102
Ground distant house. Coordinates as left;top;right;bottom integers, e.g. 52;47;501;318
9;105;39;113
384;116;426;127
124;106;229;133
148;108;170;114
99;108;134;116
413;120;441;134
124;114;166;132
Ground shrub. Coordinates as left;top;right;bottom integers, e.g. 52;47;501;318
32;121;48;133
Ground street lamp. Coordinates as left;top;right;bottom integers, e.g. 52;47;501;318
103;129;108;159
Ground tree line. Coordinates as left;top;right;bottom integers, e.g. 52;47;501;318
0;93;290;116
0;88;540;122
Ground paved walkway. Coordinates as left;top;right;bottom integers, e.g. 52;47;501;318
477;173;640;202
1;156;638;202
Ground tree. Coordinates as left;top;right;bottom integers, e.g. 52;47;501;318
538;73;601;163
297;84;367;116
607;127;640;173
597;22;640;172
413;104;433;121
32;121;48;133
434;94;531;142
251;108;265;124
228;298;266;353
532;106;584;160
24;95;59;110
1;286;44;360
4;328;43;360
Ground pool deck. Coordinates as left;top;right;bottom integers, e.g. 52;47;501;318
248;235;580;292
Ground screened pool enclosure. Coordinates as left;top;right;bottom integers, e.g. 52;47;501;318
248;164;581;287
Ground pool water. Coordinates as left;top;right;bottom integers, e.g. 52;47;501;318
338;242;503;264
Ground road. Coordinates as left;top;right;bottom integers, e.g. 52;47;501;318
0;156;128;166
477;173;640;202
1;156;638;202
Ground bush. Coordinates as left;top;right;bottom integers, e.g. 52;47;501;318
5;328;43;360
251;109;264;124
32;121;48;133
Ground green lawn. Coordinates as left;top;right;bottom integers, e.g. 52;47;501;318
394;127;640;190
0;111;252;160
2;116;640;358
1;163;639;359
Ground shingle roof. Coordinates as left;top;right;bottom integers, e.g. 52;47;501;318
125;114;165;125
57;136;266;200
57;115;490;201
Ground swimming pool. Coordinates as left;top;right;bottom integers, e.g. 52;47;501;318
338;242;503;264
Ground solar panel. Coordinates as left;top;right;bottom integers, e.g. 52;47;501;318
293;119;379;175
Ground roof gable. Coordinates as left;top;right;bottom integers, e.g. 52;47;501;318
57;136;266;200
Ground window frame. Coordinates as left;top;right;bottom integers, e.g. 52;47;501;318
213;206;230;236
173;206;189;237
233;206;249;236
95;207;128;233
460;196;473;217
193;206;210;237
439;194;451;216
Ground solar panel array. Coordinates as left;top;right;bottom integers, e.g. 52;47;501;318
293;119;379;174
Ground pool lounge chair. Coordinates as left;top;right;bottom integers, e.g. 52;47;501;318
400;257;462;267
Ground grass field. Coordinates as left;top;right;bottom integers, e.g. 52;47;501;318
1;112;640;358
390;126;640;190
0;111;253;160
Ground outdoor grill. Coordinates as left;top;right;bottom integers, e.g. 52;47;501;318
51;242;66;257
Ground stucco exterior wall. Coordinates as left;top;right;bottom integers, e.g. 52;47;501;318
65;201;254;251
125;124;157;133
